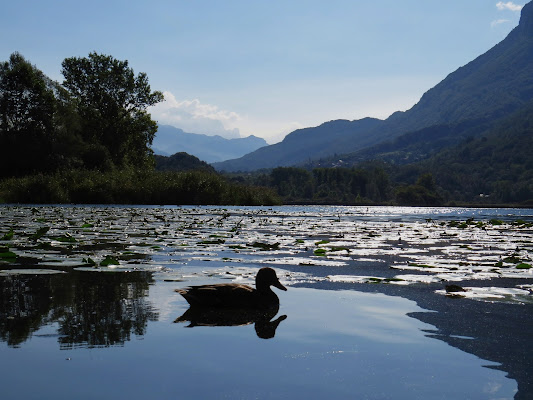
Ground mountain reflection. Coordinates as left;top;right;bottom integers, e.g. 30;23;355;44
175;305;287;339
0;271;158;348
409;297;533;400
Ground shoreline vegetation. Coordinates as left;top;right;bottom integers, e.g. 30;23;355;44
0;169;281;206
0;168;531;208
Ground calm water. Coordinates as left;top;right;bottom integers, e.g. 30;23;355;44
1;205;532;399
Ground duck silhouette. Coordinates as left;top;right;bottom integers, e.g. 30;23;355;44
175;267;287;309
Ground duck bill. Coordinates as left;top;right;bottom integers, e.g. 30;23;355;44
273;280;287;291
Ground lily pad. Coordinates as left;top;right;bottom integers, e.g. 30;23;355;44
100;256;120;267
31;226;50;240
0;251;17;260
1;229;14;241
314;248;327;256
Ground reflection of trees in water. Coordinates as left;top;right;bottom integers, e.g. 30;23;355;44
0;274;63;347
0;271;158;348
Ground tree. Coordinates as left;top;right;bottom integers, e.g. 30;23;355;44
0;53;58;176
61;53;163;168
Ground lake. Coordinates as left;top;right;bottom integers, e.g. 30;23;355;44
1;205;532;399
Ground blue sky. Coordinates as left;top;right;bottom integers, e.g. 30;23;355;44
1;1;525;143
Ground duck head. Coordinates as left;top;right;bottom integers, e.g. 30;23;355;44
256;267;287;293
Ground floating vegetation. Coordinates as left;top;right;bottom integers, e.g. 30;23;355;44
1;229;14;240
31;226;50;240
0;250;17;261
0;205;531;304
249;242;280;251
314;248;327;256
100;256;120;267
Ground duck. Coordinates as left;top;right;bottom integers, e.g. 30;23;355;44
175;267;287;309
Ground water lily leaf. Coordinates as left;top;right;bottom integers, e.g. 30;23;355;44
249;242;279;250
199;239;225;245
1;229;14;241
31;226;50;240
100;256;120;266
516;263;532;269
0;251;17;260
83;257;96;266
314;248;327;256
52;233;77;243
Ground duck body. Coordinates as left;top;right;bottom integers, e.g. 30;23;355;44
176;267;287;309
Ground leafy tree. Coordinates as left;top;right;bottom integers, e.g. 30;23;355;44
61;52;163;168
395;173;443;206
0;53;58;176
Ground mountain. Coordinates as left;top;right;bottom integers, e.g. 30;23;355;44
213;118;382;171
152;125;268;163
214;1;533;172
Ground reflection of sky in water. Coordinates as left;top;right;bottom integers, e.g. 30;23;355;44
0;287;517;400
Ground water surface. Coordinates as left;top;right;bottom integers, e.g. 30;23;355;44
1;205;532;399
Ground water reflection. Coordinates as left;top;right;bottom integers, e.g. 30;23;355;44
323;281;532;400
0;271;158;348
408;295;533;400
174;305;287;339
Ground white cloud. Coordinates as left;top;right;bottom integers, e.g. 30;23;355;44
496;2;523;12
149;91;242;139
491;18;511;27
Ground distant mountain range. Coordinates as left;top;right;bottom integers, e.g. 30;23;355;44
152;125;268;163
213;1;533;172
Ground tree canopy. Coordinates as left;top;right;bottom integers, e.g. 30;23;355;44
0;53;61;176
61;52;164;168
0;52;164;176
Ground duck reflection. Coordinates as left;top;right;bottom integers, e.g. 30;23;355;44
174;305;287;339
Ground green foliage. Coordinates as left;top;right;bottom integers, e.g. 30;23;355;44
419;102;533;204
314;248;327;256
263;166;391;204
0;52;163;180
1;229;14;240
100;256;120;267
61;52;164;169
0;53;60;177
155;152;215;173
0;169;281;206
395;173;443;206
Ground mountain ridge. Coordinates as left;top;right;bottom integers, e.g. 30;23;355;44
213;2;533;172
152;124;268;163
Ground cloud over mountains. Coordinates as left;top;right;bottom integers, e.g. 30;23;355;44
149;91;242;139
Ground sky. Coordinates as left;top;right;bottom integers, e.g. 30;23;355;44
0;1;525;143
